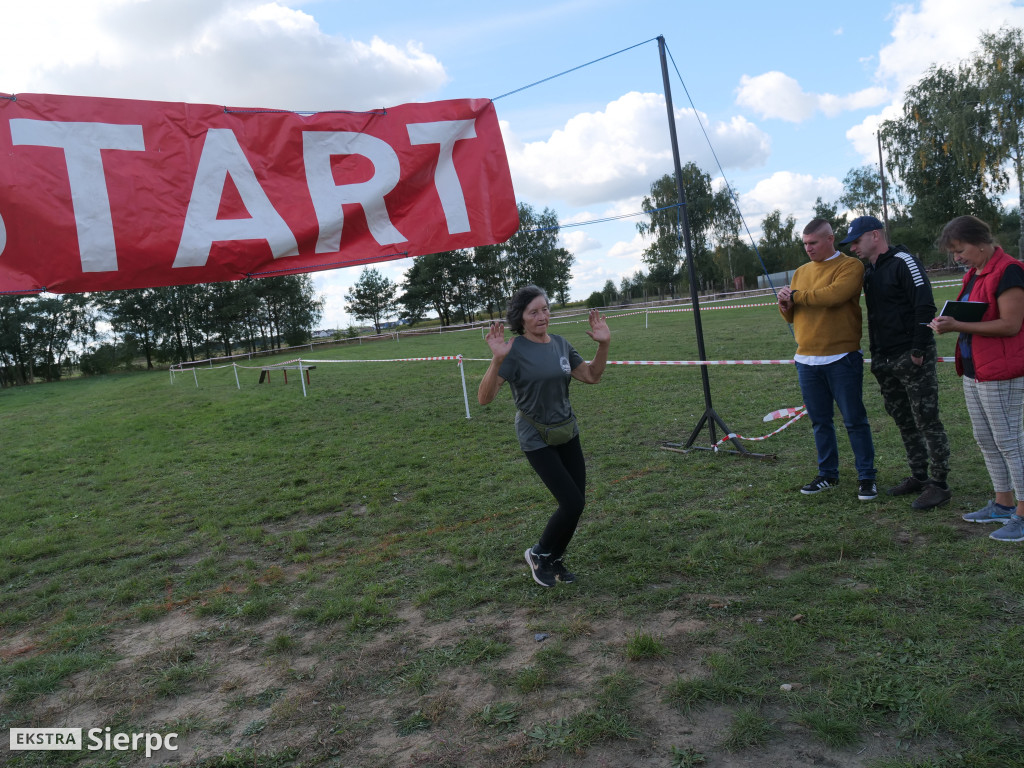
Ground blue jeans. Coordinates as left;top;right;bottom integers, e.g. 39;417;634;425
796;352;876;481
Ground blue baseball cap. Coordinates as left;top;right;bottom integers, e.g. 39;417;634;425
839;215;885;244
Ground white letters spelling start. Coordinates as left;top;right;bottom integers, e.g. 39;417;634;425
9;117;480;273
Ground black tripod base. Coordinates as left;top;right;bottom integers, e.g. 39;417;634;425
662;407;776;460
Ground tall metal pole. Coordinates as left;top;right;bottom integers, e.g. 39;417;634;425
656;36;756;455
876;131;890;235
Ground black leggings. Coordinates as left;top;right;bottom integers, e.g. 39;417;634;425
525;435;587;558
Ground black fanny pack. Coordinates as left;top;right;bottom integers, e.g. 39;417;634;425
518;410;577;446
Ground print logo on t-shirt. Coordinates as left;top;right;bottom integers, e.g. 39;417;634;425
559;356;571;375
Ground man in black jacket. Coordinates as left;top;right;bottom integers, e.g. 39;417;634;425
841;216;952;509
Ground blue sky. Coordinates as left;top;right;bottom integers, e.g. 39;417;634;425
5;0;1024;328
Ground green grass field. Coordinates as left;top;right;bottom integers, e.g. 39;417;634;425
3;283;1024;768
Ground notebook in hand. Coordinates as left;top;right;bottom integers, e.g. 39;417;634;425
939;300;987;322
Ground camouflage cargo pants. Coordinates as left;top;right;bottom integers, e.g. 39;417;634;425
870;347;950;482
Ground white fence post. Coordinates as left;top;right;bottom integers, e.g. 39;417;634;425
458;355;471;419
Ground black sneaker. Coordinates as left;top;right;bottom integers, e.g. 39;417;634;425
888;476;925;496
524;548;556;587
800;475;838;494
911;482;952;510
858;480;878;501
550;557;576;584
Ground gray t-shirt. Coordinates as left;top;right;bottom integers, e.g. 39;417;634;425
498;334;584;451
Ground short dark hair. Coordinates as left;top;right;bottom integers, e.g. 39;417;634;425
937;215;994;251
803;218;833;236
506;285;548;335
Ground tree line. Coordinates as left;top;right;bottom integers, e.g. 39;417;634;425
0;275;322;386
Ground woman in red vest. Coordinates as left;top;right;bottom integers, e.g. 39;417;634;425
931;215;1024;542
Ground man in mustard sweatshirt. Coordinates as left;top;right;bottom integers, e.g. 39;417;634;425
778;218;877;501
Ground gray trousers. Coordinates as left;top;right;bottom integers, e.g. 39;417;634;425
963;375;1024;498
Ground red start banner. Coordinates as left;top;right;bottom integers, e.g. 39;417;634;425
0;92;519;294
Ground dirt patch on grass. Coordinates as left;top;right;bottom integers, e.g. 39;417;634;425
0;628;40;662
5;604;953;767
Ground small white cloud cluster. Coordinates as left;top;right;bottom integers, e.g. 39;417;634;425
505;91;770;208
2;0;447;110
847;0;1024;165
736;72;889;122
739;172;845;224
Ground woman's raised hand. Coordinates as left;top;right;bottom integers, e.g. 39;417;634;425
585;310;611;344
485;321;514;357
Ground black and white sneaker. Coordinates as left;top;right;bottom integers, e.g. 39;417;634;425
525;548;556;587
857;480;878;501
800;475;838;495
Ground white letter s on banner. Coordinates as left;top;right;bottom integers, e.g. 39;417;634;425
10;119;145;273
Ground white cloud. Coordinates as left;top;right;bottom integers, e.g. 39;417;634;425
738;171;844;224
841;1;1024;173
845;102;904;165
504;91;771;207
842;3;996;203
569;231;647;299
2;0;447;110
607;233;647;265
877;0;1024;93
736;73;817;122
561;229;601;255
561;196;648;225
730;0;1024;227
313;270;356;329
314;258;413;330
3;1;117;88
734;0;1024;128
736;72;889;122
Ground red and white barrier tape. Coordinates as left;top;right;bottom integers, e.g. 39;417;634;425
714;405;808;450
179;356;958;371
763;406;806;422
297;355;463;364
611;302;777;319
607;359;795;366
603;357;956;366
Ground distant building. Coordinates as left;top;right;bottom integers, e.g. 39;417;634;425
757;270;799;290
